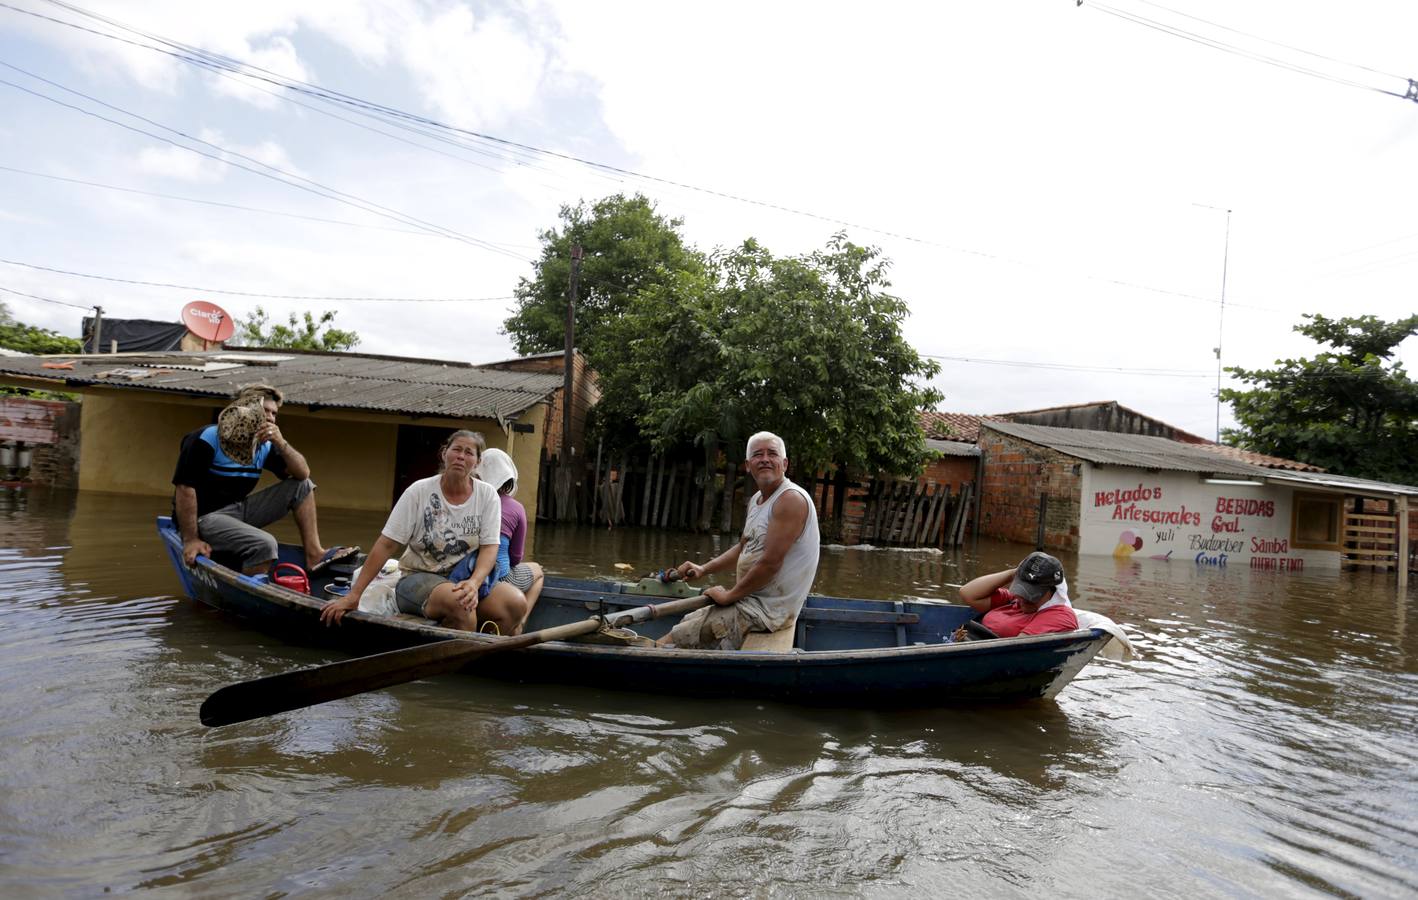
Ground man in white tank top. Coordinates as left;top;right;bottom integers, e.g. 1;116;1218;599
665;431;820;650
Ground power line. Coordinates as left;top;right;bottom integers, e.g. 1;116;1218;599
0;1;1346;317
10;0;946;248
1084;2;1412;101
0;258;513;302
1127;0;1408;83
924;351;1411;380
3;0;630;223
0;282;92;310
0;61;532;262
923;352;1212;378
0;164;434;237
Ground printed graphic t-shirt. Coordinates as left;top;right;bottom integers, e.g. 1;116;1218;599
381;475;501;575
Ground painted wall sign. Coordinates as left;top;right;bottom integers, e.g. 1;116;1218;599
1079;467;1338;570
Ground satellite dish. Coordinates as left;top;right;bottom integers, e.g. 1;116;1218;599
182;300;235;342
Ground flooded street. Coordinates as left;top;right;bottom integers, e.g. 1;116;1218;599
2;488;1415;896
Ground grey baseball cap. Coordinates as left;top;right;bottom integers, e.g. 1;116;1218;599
1009;551;1064;603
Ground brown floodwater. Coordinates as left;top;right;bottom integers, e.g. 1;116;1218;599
1;488;1415;897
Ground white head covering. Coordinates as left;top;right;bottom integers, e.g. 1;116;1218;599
1040;576;1072;610
476;448;518;496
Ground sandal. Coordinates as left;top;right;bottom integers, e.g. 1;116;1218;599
309;546;360;575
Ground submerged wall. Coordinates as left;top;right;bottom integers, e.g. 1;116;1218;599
76;391;546;525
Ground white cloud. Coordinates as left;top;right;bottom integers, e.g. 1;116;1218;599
397;5;549;128
133;128;305;182
135;144;227;183
7;0;1417;439
206;35;313;109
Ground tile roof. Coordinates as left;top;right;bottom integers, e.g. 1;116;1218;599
919;411;986;442
1197;444;1324;472
0;348;564;424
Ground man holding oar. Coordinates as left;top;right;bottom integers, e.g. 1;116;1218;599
663;431;820;650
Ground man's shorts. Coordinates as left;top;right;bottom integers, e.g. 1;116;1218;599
667;602;761;651
197;477;314;570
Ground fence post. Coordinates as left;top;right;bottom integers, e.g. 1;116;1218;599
1036;492;1048;550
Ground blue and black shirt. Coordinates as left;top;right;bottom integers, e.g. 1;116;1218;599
171;425;289;516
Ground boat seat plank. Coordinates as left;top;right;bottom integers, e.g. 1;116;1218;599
800;608;920;626
742;611;798;652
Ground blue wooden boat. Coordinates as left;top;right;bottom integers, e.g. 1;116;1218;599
158;517;1112;704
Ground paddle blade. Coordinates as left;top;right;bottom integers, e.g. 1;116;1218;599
199;613;612;727
200;637;502;727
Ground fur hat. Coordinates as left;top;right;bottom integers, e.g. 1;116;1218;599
476;448;518;496
216;402;264;465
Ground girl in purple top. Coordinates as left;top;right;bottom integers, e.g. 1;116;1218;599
476;449;544;630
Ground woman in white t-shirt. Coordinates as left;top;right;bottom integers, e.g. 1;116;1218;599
319;430;529;634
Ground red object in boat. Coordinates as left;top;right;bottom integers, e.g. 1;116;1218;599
271;562;310;594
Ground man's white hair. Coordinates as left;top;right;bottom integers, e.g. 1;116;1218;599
745;431;786;458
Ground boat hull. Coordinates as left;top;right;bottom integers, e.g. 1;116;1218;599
159;517;1109;705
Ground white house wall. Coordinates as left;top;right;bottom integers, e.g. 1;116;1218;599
1078;465;1340;571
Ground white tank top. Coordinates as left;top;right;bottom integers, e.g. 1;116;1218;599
735;477;820;631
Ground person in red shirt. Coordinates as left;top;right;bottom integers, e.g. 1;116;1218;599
957;552;1079;638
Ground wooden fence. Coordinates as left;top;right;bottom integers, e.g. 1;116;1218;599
1344;508;1398;570
857;479;973;547
538;448;972;548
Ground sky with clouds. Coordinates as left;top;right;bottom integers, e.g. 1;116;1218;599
1;0;1415;440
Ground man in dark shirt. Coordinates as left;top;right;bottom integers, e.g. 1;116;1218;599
172;384;349;575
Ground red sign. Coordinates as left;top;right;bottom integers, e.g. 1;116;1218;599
181;300;235;342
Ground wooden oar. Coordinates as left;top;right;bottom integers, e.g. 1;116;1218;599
199;593;711;727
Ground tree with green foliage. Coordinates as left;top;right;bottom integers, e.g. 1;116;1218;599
502;193;706;359
0;301;82;355
597;234;942;478
233;306;360;352
0;301;81;399
1221;313;1418;484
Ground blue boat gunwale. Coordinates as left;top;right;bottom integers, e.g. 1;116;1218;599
157;516;1110;668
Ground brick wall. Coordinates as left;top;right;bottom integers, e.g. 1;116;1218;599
483;352;600;460
977;429;1082;551
24;401;80;488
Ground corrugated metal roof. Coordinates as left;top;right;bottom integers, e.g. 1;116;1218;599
982;420;1418;496
0;349;564;424
982;420;1262;475
1263;469;1418;498
926;438;980;457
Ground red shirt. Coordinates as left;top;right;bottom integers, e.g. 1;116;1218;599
982;588;1079;637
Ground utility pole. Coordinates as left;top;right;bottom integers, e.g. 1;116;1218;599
1195;205;1231;442
557;244;583;521
90;305;104;354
